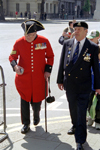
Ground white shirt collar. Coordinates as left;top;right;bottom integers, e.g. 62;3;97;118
72;38;86;56
74;38;86;46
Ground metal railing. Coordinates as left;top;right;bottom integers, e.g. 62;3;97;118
0;66;8;143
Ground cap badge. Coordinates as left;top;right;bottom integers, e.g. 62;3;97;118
78;22;81;26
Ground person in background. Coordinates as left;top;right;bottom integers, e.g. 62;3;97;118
57;22;100;150
58;21;74;45
15;11;18;19
20;12;23;18
44;12;47;20
9;19;54;134
70;20;76;39
28;11;31;19
24;11;27;18
87;30;100;130
33;12;37;20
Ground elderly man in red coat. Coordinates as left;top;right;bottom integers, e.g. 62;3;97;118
9;19;54;134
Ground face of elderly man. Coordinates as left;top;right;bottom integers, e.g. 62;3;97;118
74;27;88;41
24;32;37;43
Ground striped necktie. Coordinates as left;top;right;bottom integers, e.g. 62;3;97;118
72;41;80;64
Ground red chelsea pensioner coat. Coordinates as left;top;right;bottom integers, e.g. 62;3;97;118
9;35;54;103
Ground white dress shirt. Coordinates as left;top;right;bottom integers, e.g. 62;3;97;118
71;38;86;59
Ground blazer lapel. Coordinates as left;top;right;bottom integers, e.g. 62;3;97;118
66;39;74;63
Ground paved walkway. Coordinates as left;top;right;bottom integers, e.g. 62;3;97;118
0;17;90;24
0;95;100;150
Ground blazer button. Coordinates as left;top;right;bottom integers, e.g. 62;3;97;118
80;68;83;70
68;74;70;76
76;77;78;79
66;64;68;66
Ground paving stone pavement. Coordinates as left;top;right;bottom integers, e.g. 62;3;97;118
0;108;100;150
0;18;100;150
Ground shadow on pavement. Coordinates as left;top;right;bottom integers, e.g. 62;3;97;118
21;126;74;150
87;125;100;134
84;142;94;150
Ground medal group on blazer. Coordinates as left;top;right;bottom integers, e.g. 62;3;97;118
66;47;91;66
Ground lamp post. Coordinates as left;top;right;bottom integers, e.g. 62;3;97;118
74;0;77;18
0;0;5;20
40;0;45;20
75;5;77;18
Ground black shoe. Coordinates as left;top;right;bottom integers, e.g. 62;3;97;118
21;124;30;134
67;126;75;135
34;118;40;126
76;143;84;150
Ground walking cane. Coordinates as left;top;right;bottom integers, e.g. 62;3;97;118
45;79;47;132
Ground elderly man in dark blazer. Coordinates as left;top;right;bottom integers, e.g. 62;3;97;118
57;21;100;150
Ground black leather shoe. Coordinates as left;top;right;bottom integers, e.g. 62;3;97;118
76;143;84;150
21;124;30;134
34;118;40;126
67;126;75;135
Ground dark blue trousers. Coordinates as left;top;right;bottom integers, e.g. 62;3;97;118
66;92;89;144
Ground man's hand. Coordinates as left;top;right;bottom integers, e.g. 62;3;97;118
14;65;24;75
62;32;69;37
44;72;51;81
95;89;100;95
58;84;64;90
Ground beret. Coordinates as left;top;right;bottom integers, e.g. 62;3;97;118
73;21;88;29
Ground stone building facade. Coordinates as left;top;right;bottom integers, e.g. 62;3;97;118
3;0;59;19
58;0;96;19
3;0;96;19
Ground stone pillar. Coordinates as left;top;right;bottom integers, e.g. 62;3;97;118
93;0;100;20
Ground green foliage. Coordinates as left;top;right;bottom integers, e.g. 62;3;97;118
83;0;90;12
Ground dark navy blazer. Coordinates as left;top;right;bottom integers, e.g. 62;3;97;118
57;38;100;94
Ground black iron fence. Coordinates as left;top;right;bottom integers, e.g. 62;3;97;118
0;66;8;143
